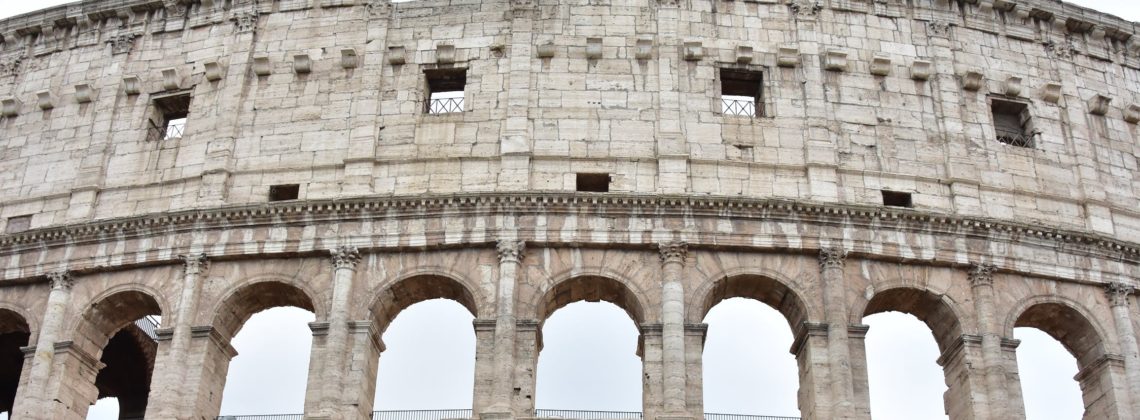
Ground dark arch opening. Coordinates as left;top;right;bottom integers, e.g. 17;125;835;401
0;309;30;417
1013;302;1105;418
77;291;163;420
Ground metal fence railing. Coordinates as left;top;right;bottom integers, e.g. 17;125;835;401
428;97;464;114
133;316;160;341
217;410;800;420
721;97;756;117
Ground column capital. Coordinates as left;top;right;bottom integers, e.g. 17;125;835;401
46;271;73;290
967;264;995;288
330;246;361;270
179;253;210;276
657;241;688;264
1105;282;1135;307
818;247;847;269
496;239;525;264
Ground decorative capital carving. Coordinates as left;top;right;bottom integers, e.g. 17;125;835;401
47;271;73;290
106;33;137;55
788;0;821;18
231;10;259;33
0;54;24;78
927;21;952;37
366;0;391;17
967;264;995;288
179;253;210;276
1106;282;1135;307
658;241;688;264
496;240;525;264
818;247;846;269
330;246;361;270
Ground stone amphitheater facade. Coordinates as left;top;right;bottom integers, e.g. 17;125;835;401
0;0;1139;419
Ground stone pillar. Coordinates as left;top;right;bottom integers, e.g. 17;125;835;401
512;320;541;416
683;324;707;418
12;271;73;419
305;246;365;419
791;322;833;420
1106;282;1140;417
148;254;209;420
342;320;384;420
1074;353;1133;420
657;241;689;418
39;341;103;420
640;324;664;420
485;240;524;418
181;326;238;420
967;264;1019;420
817;248;864;419
847;324;872;416
998;338;1026;419
936;335;990;420
473;319;497;416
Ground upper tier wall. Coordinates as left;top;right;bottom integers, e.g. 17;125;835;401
0;0;1138;240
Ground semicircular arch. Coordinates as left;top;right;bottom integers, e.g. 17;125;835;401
366;269;485;333
1004;294;1112;369
208;274;322;340
687;267;816;330
858;284;967;353
531;267;650;326
69;285;167;356
0;304;34;335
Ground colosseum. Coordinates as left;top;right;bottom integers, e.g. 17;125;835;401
0;0;1137;418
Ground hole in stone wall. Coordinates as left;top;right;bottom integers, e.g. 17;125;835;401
148;92;191;141
576;173;610;192
881;190;913;208
425;68;467;114
268;184;300;202
720;68;764;117
991;98;1034;148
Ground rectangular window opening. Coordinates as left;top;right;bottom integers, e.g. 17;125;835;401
268;184;300;202
720;68;763;117
576;173;611;192
881;190;913;208
425;68;467;114
5;215;31;234
148;93;191;141
991;99;1033;148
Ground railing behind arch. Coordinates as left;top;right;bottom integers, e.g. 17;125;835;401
216;410;800;420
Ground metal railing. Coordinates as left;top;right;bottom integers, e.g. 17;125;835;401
146;118;186;141
428;97;464;114
218;410;799;420
721;97;756;117
133;316;160;341
996;133;1034;148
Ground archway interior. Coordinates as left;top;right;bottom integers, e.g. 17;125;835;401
535;276;645;411
373;299;476;410
78;291;162;420
0;309;29;417
1013;303;1102;418
1013;327;1081;420
861;288;961;420
862;312;947;420
702;297;799;417
214;281;317;416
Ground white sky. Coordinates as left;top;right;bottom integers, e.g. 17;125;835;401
0;0;1135;419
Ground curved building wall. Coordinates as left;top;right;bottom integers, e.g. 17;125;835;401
0;1;1139;420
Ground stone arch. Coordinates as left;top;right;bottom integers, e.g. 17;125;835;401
71;286;167;356
688;268;815;329
1004;295;1111;370
533;269;649;327
0;307;30;415
367;271;483;333
858;285;966;353
209;276;320;340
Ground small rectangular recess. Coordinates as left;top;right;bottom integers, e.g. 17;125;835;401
4;215;31;234
720;68;764;117
269;184;300;201
881;190;913;208
576;173;610;192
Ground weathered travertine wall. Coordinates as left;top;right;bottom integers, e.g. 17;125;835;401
0;0;1138;419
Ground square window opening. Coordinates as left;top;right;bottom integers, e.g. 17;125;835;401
268;184;300;202
148;93;191;141
882;190;913;208
425;68;467;114
991;99;1034;148
576;173;611;192
5;215;31;234
720;68;764;117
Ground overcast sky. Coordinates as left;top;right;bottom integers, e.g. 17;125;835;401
0;1;1137;419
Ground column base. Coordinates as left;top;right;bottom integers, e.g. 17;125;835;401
656;415;694;420
480;410;515;420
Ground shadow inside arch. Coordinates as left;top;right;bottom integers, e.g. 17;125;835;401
694;274;809;331
1013;302;1105;369
862;287;963;353
369;274;479;333
0;309;29;414
537;275;646;327
213;280;317;340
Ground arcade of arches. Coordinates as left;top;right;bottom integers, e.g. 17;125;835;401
1;242;1139;420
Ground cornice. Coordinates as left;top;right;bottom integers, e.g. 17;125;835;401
1;192;1137;264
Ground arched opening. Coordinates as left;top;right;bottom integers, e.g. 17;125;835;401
535;276;645;412
213;280;317;416
1013;302;1105;419
370;274;480;411
0;309;30;419
373;300;475;409
1014;327;1081;420
702;298;798;416
693;274;807;417
861;288;962;420
862;312;948;420
74;291;164;420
